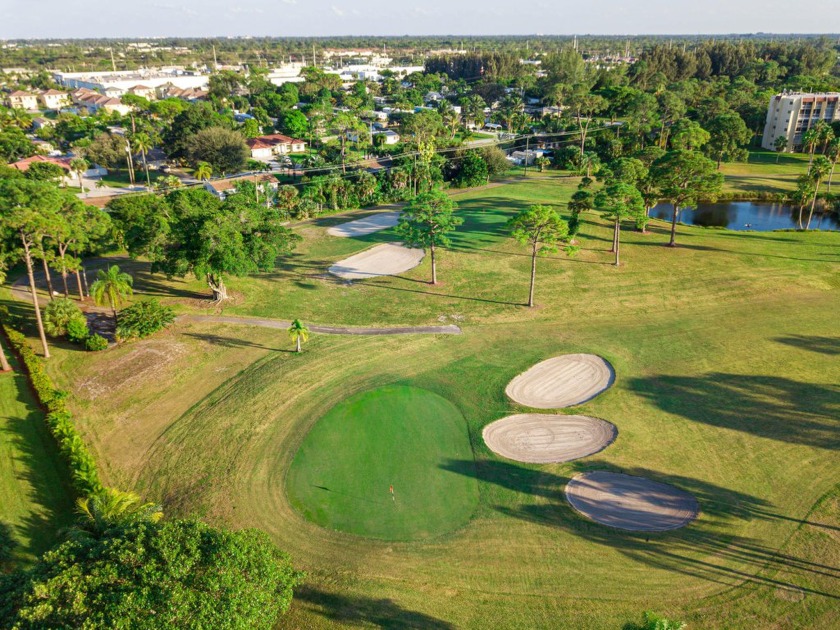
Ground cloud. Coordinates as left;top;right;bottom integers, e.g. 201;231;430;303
331;5;345;16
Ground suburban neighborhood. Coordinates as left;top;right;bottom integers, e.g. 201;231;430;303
0;8;838;630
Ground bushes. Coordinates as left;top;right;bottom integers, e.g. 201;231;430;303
116;299;176;342
43;298;87;338
84;334;108;352
66;318;89;345
0;322;103;496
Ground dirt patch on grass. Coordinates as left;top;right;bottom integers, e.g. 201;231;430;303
482;414;617;463
76;340;188;399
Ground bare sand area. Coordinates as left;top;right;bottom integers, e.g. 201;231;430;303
565;471;699;531
505;354;614;409
327;211;401;238
482;414;617;463
328;243;424;280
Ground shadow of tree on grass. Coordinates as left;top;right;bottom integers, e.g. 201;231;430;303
627;373;840;450
293;586;455;629
441;459;840;600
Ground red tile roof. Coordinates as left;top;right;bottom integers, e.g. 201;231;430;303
246;134;305;149
9;155;72;172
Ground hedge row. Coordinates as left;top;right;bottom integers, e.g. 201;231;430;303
1;323;103;497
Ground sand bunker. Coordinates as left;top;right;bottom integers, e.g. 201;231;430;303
327;211;401;238
505;354;614;409
482;414;617;463
328;243;424;280
565;471;699;531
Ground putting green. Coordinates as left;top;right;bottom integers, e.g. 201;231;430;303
286;385;479;540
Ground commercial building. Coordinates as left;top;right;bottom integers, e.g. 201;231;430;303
53;69;209;97
761;92;840;151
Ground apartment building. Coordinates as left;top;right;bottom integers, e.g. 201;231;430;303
761;92;840;151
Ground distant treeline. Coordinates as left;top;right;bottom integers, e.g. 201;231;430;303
1;34;837;74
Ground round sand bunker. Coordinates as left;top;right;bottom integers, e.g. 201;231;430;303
483;414;617;463
505;354;614;409
565;471;699;531
328;243;424;280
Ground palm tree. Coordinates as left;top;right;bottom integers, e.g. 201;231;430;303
826;137;840;193
132;132;153;189
773;135;788;163
288;319;310;353
195;161;213;182
71;488;162;540
805;156;832;229
69;157;88;191
802;127;820;165
90;265;133;324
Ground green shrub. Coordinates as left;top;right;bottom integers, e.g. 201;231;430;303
66;317;90;345
43;298;86;338
84;334;108;352
115;299;176;342
0;323;103;496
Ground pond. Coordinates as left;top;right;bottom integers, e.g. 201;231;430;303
650;201;839;231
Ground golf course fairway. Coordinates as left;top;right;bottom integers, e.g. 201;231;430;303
286;384;479;540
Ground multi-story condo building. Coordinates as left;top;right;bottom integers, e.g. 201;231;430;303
761;92;840;151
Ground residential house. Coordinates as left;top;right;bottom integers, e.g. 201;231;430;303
71;88;132;115
246;134;306;160
373;130;400;145
31;116;55;130
203;173;278;199
127;84;157;100
8;155;107;184
5;90;38;110
38;89;70;110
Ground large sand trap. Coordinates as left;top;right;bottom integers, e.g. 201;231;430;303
565;471;699;531
505;354;614;409
482;414;617;463
327;211;400;237
328;243;424;280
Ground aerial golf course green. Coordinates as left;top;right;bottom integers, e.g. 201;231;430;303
286;385;478;540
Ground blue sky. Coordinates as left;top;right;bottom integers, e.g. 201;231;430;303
2;0;838;38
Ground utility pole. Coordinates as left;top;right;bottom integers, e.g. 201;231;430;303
110;47;117;72
213;44;218;69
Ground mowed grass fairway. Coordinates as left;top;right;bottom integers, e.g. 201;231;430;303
287;385;478;540
13;171;838;628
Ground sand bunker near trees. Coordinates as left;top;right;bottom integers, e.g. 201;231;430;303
328;243;424;280
327;211;401;238
482;414;618;464
565;471;699;531
505;354;615;409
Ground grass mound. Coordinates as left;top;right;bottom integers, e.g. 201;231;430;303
286;385;478;540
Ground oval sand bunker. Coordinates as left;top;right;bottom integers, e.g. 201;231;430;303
565;471;699;531
483;414;617;463
505;354;614;409
327;211;400;238
329;243;424;280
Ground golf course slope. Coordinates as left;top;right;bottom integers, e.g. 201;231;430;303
286;385;478;540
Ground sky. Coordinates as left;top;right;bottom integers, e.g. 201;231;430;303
1;0;839;39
